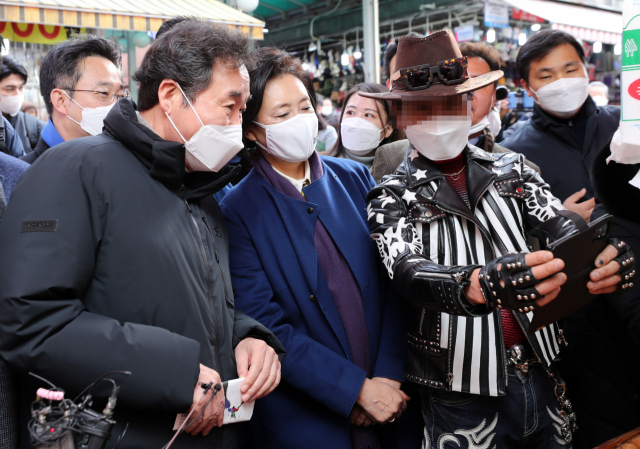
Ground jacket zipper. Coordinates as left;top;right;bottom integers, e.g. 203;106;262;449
418;309;426;335
446;316;454;391
183;198;224;375
415;272;456;280
201;216;226;372
496;310;509;388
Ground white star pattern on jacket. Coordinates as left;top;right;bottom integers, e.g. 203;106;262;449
409;148;420;161
512;162;522;175
402;190;418;205
414;169;428;180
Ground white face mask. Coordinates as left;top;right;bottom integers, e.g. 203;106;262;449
341;117;386;155
592;95;609;107
0;93;24;116
488;107;502;137
405;116;472;161
165;84;244;173
468;116;490;136
63;91;113;136
253;113;318;163
530;76;589;118
321;105;333;117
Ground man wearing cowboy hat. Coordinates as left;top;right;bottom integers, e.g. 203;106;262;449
365;30;633;448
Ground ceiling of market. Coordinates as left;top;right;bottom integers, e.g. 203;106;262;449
253;0;472;49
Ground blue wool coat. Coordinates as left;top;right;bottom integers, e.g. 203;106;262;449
220;157;406;449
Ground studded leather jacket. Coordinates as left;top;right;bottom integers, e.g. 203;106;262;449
366;145;580;396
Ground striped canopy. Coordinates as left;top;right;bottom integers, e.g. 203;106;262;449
0;0;264;38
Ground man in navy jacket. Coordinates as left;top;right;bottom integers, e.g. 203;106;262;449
501;30;619;223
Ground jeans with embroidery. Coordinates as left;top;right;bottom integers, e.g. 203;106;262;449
420;365;573;449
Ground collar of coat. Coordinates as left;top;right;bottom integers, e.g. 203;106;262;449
103;99;239;201
530;94;597;132
403;144;504;218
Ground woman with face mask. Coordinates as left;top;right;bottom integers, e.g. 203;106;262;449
326;84;408;183
220;48;420;449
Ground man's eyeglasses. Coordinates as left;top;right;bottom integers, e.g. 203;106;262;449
391;57;469;92
60;88;132;106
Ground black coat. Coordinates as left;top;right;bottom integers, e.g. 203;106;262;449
20;135;49;165
500;96;620;202
556;145;640;448
0;99;284;449
557;208;640;448
8;110;45;154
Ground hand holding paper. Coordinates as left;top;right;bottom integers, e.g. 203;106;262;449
174;377;255;430
222;378;255;424
235;337;281;403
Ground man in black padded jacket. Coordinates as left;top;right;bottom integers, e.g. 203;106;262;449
0;20;284;449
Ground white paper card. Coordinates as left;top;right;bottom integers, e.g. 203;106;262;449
173;378;255;430
223;377;254;425
173;413;188;431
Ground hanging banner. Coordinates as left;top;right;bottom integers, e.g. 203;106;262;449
484;1;510;28
455;25;475;42
0;22;85;45
511;8;544;23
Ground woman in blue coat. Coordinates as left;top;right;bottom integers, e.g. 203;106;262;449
220;48;413;449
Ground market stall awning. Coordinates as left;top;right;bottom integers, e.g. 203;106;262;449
502;0;622;43
0;0;264;37
551;23;621;45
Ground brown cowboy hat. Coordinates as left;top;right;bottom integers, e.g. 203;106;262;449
360;30;503;100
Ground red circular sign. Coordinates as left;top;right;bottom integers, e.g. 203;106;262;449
38;24;60;40
629;78;640;101
11;22;33;38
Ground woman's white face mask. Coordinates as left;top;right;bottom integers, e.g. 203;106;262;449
340;117;387;155
253;112;318;163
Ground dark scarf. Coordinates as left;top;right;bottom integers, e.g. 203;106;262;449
479;127;496;153
102;99;239;200
253;153;377;449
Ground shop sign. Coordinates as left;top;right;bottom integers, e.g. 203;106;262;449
0;22;85;45
511;8;544;23
621;3;640;125
624;29;640;66
454;25;475;42
484;1;509;29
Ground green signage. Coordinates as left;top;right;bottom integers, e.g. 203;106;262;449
623;28;640;67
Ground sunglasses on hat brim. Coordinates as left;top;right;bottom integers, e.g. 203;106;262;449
391;57;469;92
